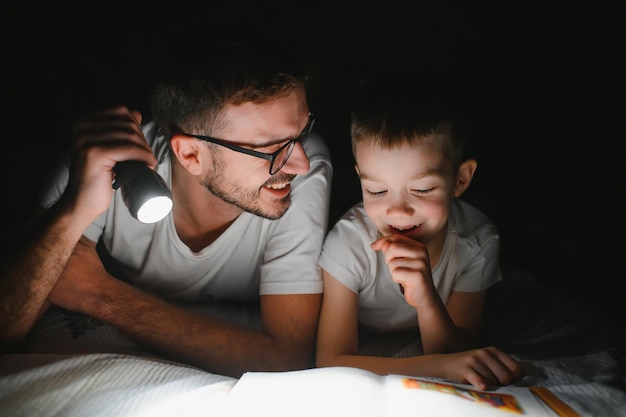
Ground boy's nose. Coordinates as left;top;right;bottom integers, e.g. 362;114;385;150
386;199;415;217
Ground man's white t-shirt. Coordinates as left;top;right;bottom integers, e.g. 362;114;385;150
318;199;502;333
39;121;332;303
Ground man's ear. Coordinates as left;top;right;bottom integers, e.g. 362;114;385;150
170;134;205;175
454;158;478;197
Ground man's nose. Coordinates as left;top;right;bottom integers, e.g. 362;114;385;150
278;142;310;175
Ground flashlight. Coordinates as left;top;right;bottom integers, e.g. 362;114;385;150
112;161;173;224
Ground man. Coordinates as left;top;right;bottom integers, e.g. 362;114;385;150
0;42;332;377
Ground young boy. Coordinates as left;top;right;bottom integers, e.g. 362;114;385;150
316;66;521;390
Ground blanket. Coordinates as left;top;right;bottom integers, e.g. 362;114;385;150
1;270;624;417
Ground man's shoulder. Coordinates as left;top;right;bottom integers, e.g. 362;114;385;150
290;132;332;197
141;121;171;162
303;132;331;164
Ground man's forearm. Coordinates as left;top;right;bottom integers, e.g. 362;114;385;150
84;279;313;377
0;204;87;352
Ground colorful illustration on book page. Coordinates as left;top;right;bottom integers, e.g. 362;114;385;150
402;378;524;414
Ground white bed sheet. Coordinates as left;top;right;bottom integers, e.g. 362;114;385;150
1;270;625;417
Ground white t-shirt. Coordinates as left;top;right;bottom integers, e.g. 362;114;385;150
318;199;502;333
39;121;332;303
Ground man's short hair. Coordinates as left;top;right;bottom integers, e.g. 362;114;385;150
149;41;309;136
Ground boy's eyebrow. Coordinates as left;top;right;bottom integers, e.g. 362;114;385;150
358;169;444;181
357;172;375;180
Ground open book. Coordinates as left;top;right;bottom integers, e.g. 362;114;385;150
219;366;580;417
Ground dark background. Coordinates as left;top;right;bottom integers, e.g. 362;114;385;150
1;1;624;325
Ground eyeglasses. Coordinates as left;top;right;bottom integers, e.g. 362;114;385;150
183;112;315;175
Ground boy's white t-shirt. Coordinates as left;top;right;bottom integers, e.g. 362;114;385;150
318;199;502;333
39;121;332;303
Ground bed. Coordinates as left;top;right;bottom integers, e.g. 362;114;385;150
1;269;625;417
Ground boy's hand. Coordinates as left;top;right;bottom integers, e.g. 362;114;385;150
436;346;523;390
371;234;437;308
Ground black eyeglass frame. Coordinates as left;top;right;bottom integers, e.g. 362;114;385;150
183;112;315;175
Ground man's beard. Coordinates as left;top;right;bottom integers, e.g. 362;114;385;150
201;171;292;220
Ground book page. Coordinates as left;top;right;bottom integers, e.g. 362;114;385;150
219;367;560;417
384;375;559;417
221;367;385;417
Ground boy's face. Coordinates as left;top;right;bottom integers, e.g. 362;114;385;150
354;141;457;245
198;87;311;220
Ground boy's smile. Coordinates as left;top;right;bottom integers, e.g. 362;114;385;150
354;141;456;246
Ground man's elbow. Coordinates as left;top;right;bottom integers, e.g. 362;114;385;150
282;345;316;371
0;329;27;354
315;349;338;368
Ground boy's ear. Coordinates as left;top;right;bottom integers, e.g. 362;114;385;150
454;159;478;197
170;134;205;175
354;164;360;176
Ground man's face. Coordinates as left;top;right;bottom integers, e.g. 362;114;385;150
201;87;311;219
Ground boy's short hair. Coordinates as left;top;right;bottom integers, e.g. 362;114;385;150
149;41;309;136
350;65;468;169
